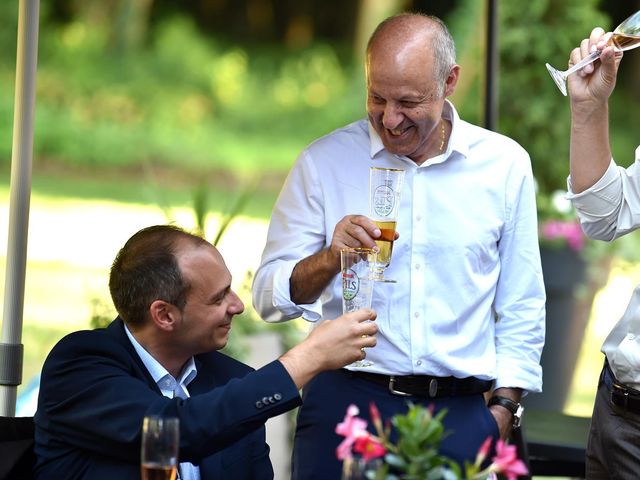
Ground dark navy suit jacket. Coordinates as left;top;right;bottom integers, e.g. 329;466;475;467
34;318;301;479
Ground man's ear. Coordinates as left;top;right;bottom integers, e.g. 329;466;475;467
443;64;460;97
149;300;179;332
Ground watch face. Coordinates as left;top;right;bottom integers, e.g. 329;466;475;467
513;404;524;428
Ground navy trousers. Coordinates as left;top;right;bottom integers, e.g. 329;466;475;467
291;369;499;480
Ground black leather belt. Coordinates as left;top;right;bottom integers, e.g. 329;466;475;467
603;361;640;414
347;370;493;398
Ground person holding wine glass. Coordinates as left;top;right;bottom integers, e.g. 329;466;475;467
33;224;377;480
565;26;640;479
252;12;545;479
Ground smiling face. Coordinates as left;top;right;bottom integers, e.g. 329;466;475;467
173;244;244;354
365;18;458;165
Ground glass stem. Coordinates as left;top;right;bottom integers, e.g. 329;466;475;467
563;49;602;77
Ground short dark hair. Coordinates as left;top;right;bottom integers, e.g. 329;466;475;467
109;225;209;327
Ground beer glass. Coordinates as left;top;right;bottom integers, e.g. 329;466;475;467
369;167;405;282
141;415;180;480
341;247;376;368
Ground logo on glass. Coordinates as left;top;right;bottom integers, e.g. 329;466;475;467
342;269;360;300
373;183;395;217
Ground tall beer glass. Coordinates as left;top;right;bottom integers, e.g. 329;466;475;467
141;415;179;480
341;247;376;368
369;167;405;282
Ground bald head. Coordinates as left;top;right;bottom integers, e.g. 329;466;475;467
366;13;456;93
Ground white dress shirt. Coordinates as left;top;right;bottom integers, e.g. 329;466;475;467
568;146;640;389
125;326;200;480
253;101;545;392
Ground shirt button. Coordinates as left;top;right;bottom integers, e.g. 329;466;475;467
628;333;635;340
255;401;263;409
414;312;420;318
415;264;420;270
416;215;422;221
416;360;422;366
274;393;282;401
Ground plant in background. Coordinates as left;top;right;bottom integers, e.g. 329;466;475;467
336;403;528;480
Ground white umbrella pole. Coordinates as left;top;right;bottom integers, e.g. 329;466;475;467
0;0;40;416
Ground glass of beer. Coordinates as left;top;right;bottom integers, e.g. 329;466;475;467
369;167;405;282
141;415;180;480
341;247;376;368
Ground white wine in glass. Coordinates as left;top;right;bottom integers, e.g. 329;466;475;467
546;10;640;96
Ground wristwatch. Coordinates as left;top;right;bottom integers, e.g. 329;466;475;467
488;395;524;428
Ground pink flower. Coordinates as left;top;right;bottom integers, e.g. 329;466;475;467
541;220;585;252
474;436;493;466
336;404;369;460
491;439;529;480
369;402;383;435
353;434;387;461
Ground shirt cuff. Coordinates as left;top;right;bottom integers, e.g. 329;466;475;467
566;159;621;213
272;262;322;323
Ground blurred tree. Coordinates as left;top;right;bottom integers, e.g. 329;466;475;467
498;0;608;199
111;0;154;53
353;0;406;60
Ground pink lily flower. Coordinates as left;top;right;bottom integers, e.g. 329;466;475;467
336;404;369;460
492;439;529;480
474;436;493;466
354;434;386;461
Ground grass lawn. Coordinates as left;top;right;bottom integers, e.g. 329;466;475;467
0;174;284;399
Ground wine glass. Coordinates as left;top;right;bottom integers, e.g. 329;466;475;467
341;247;376;368
141;415;180;480
369;167;405;282
545;10;640;96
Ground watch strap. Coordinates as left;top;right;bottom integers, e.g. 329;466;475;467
488;395;524;428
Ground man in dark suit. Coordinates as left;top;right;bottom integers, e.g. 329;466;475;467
34;225;377;480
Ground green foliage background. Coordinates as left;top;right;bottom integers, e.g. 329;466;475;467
3;0;640;374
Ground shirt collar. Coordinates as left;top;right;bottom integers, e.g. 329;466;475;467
124;324;197;390
367;100;468;164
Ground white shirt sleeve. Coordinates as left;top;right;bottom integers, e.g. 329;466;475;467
492;151;545;392
567;146;640;241
252;151;327;324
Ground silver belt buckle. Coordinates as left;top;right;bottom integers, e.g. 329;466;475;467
388;376;412;397
428;378;438;398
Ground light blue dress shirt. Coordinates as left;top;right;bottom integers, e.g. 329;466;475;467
125;326;200;480
253;101;545;393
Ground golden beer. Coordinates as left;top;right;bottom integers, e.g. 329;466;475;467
374;220;396;267
141;464;177;480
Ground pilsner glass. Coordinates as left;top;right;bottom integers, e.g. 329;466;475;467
369;167;405;282
141;415;180;480
341;247;376;368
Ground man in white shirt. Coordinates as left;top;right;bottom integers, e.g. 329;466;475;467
253;13;545;478
34;225;377;480
565;26;640;479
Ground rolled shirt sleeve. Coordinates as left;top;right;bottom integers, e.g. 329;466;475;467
568;147;640;241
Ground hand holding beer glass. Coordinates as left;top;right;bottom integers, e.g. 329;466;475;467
369;167;405;282
141;415;180;480
341;247;376;368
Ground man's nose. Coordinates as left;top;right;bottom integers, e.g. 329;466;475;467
229;290;245;315
382;104;403;129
